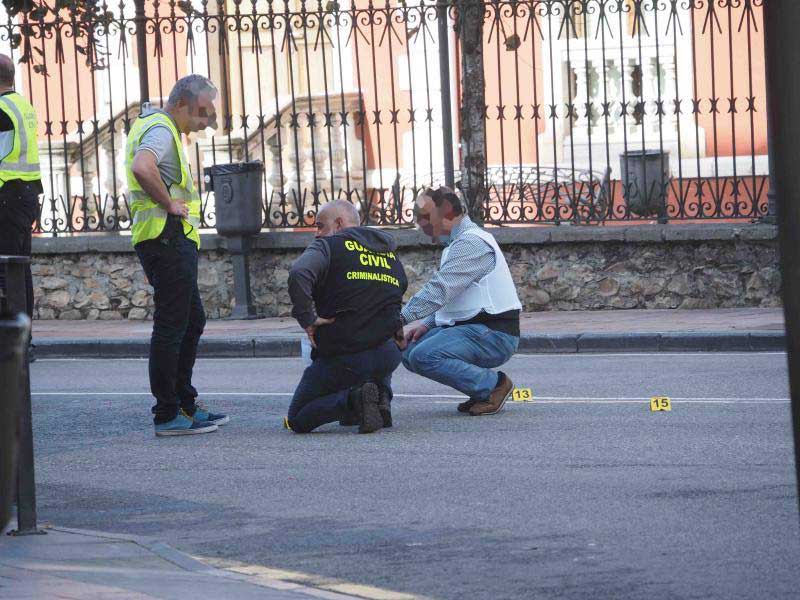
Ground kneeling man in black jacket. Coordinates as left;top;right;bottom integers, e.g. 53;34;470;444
286;200;408;433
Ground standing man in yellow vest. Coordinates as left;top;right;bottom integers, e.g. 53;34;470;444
0;54;42;356
126;74;227;437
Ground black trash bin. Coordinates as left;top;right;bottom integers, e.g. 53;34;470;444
204;161;265;319
204;161;264;237
620;150;670;221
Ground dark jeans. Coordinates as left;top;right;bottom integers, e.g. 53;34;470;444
135;220;206;424
288;339;402;433
0;183;38;320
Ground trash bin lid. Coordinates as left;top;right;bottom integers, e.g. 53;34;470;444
620;149;670;158
204;160;264;176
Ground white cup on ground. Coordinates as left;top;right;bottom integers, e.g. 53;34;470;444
300;336;312;366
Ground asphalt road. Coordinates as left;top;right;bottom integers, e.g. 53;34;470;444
26;353;800;599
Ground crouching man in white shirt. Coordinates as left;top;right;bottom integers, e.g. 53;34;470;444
399;186;522;416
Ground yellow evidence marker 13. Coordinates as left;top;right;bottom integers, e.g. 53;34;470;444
512;388;533;402
650;396;672;412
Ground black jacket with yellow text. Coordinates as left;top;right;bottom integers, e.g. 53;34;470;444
288;227;407;358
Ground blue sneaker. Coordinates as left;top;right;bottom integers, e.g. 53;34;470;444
187;402;230;426
154;413;218;437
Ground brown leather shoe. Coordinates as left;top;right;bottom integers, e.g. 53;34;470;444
457;399;478;413
469;372;513;416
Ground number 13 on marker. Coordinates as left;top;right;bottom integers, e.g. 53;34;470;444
512;388;533;402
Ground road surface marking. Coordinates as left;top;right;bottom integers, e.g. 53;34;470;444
198;556;426;600
31;391;789;404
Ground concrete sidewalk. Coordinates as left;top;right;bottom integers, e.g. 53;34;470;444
30;308;786;359
0;526;374;600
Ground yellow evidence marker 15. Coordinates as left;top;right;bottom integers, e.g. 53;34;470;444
512;388;533;402
650;396;672;412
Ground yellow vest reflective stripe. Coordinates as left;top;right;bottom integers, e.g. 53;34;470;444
125;112;201;247
0;93;41;185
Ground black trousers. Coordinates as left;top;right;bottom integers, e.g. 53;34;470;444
135;218;206;424
287;340;401;433
0;182;38;320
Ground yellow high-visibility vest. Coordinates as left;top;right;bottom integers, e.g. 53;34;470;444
125;111;201;247
0;92;41;186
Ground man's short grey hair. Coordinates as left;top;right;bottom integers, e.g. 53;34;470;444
167;74;216;107
419;186;464;215
320;199;361;226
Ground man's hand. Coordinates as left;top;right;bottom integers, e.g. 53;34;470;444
403;322;429;345
167;200;189;218
304;316;335;349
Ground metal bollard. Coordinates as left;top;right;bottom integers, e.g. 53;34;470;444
0;256;43;536
0;313;29;533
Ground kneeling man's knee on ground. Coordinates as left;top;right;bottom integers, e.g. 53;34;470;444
286;417;311;434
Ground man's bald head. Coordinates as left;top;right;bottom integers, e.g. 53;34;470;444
315;200;360;238
319;199;360;226
0;55;15;89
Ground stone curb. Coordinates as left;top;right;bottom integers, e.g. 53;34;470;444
36;331;785;359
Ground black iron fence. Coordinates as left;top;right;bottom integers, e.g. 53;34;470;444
1;0;768;234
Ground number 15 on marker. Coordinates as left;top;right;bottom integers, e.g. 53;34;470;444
650;396;671;412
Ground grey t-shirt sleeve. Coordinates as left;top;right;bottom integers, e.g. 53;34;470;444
136;124;182;188
0;130;15;162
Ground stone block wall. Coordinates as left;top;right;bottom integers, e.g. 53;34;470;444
30;224;781;320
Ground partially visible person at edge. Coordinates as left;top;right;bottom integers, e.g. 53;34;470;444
398;186;522;416
125;74;228;437
285;199;408;434
0;54;43;360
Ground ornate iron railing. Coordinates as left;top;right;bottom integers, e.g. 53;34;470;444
0;0;768;234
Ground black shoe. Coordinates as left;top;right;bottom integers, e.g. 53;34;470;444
28;343;36;363
339;414;358;427
351;382;383;434
343;386;391;427
378;388;392;428
457;399;478;413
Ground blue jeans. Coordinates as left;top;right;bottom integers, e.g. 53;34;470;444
288;339;402;433
402;324;519;400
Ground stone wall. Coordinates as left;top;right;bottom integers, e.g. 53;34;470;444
30;224;781;320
